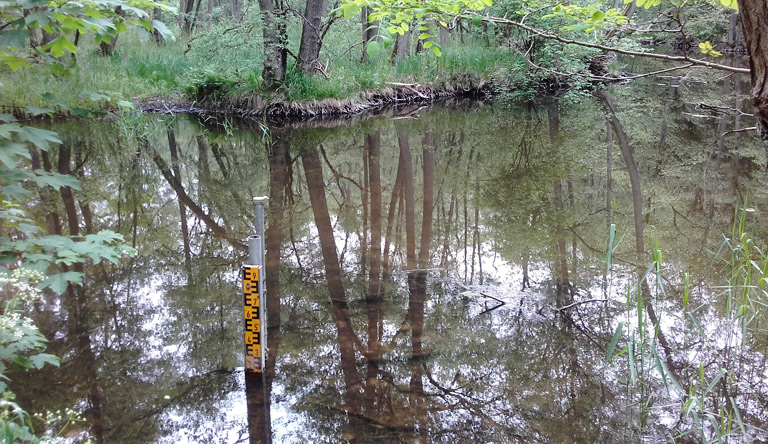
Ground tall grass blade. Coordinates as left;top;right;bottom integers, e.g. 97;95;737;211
729;396;747;437
702;369;727;397
706;413;723;442
604;321;624;369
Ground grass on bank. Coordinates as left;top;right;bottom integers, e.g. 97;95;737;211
0;17;529;112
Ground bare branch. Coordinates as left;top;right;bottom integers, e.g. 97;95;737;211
469;14;750;74
722;127;758;137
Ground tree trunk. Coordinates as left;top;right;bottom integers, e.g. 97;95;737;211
391;30;410;63
301;146;363;414
153;8;165;43
230;0;242;21
182;0;196;35
361;8;378;62
298;0;329;73
737;0;768;142
258;0;288;85
167;128;192;272
397;129;416;269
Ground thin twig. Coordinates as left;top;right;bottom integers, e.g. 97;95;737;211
722;126;758;137
555;298;609;311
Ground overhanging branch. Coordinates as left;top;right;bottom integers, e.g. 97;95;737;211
470;14;750;75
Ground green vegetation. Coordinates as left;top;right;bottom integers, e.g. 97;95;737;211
0;0;752;113
602;207;768;442
0;27;528;109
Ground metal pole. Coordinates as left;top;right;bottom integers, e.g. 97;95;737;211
248;235;263;266
253;196;268;359
243;197;269;373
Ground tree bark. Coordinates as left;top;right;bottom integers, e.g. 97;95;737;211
258;0;288;85
181;0;196;35
738;0;768;142
391;30;410;63
298;0;329;73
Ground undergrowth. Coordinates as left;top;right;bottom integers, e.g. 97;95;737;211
0;19;528;111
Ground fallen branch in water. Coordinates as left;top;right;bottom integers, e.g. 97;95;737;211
555;298;608;311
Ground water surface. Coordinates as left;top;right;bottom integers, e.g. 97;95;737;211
15;76;768;443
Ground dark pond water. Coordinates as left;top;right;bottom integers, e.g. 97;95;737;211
14;74;768;443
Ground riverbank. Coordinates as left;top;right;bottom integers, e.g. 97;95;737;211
141;80;493;121
0;30;531;121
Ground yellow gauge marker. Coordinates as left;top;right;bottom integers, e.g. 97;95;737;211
242;265;263;372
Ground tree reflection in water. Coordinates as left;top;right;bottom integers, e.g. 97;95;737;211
11;81;768;443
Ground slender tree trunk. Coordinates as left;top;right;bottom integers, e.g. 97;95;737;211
182;0;196;35
361;8;378;61
30;148;61;235
168;129;192;271
74;148;94;234
391;30;410;63
398;129;416;269
301;146;363;411
258;0;288;85
364;131;383;409
153;8;165;43
230;0;242;21
147;141;245;251
298;0;329;73
383;149;404;275
57;143;105;444
57;144;80;236
548;101;571;305
600;90;680;376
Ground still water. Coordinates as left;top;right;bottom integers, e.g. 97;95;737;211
14;76;768;443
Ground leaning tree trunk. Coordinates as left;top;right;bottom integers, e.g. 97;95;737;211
298;0;329;73
737;0;768;142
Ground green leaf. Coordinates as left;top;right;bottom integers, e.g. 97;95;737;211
431;46;441;56
24;10;52;27
151;19;175;41
39;271;83;295
591;10;604;21
81;90;111;102
1;54;30;71
366;40;382;59
24;106;55;116
29;353;59;369
139;17;153;31
50;63;70;77
18;126;61;150
0;28;31;50
32;170;81;190
0;141;29;168
472;16;482;26
43;36;78;57
340;2;360;18
117;100;135;110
